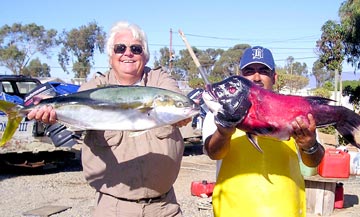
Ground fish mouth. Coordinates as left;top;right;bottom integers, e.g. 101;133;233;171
188;101;201;115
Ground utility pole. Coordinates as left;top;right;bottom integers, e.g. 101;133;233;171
334;69;339;146
169;28;173;72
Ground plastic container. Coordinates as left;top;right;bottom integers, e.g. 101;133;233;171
191;180;215;197
299;159;318;177
318;149;350;178
334;182;344;209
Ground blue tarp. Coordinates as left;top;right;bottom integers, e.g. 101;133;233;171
48;82;80;95
0;92;24;105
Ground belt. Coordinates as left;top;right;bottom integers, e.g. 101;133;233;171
102;191;168;204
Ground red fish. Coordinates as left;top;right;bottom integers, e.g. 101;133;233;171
203;76;360;152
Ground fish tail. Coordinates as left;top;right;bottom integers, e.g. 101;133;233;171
334;107;360;149
0;100;24;147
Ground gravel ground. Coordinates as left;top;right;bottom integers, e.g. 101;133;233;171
0;146;215;217
0;145;359;217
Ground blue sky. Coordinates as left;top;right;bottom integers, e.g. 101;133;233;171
1;0;358;86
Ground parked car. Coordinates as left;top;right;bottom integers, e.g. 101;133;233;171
0;75;80;168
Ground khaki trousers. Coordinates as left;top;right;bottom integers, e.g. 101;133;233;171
92;187;182;217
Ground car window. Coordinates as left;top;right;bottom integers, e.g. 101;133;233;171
1;81;15;95
17;81;39;94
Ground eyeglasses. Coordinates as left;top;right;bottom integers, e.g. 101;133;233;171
113;44;143;55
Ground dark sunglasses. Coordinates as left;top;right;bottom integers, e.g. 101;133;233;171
113;44;143;55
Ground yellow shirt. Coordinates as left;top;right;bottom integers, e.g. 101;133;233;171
212;130;306;217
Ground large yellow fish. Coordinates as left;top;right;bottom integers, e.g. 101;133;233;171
0;85;199;146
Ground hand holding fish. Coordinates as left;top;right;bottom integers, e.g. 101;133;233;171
26;95;57;124
290;114;317;150
27;104;57;125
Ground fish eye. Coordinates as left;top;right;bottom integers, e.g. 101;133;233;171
175;101;184;107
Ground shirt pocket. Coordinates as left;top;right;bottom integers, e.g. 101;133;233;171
152;125;175;139
84;130;123;147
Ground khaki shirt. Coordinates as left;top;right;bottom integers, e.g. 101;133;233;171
79;67;184;200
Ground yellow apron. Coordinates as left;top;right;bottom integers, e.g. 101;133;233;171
212;130;306;217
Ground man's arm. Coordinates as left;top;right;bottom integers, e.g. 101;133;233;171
204;122;235;160
291;113;325;167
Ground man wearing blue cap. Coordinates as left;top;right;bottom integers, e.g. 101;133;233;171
202;46;324;216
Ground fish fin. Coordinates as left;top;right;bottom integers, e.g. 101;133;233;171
129;130;148;137
246;133;263;153
334;108;360;149
0;100;24;146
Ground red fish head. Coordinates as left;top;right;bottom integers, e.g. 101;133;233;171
204;76;252;124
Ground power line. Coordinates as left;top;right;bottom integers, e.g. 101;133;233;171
184;33;319;43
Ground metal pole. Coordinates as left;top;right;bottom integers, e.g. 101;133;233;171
169;28;173;72
178;29;210;85
334;69;339;146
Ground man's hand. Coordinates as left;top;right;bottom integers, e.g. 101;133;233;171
290;113;317;150
26;96;57;124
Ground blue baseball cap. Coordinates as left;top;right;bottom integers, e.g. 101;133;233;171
240;46;275;70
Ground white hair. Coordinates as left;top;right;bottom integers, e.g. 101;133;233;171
106;21;150;63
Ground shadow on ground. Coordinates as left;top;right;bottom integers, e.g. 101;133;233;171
344;194;359;208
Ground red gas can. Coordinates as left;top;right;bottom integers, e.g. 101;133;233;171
334;182;344;209
318;149;350;178
191;180;215;197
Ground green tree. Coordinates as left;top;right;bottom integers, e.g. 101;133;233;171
316;20;344;73
0;23;57;75
58;22;106;78
273;67;287;92
312;59;334;88
200;48;223;76
22;58;51;77
154;47;172;69
213;44;249;79
281;57;309;93
339;0;360;71
282;73;309;93
343;83;360;110
312;87;331;98
172;47;203;81
323;81;335;90
285;56;308;76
